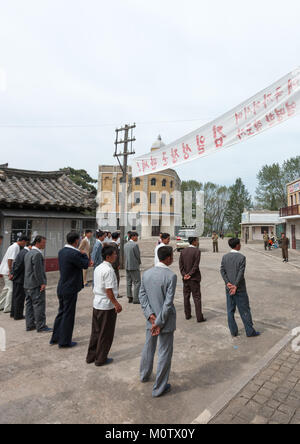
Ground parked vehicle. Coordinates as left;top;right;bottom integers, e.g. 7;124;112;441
176;228;197;251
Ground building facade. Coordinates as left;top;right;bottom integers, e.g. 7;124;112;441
279;177;300;250
241;210;281;242
0;165;96;271
97;136;182;238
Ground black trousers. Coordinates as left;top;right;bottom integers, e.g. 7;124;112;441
11;282;25;320
183;280;204;322
51;293;78;346
86;308;117;365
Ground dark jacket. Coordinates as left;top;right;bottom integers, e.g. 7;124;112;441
179;247;201;282
57;247;89;296
12;248;29;284
91;240;103;269
111;241;120;271
220;252;247;292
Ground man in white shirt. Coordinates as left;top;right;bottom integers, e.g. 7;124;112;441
86;245;122;366
0;235;28;313
154;233;170;266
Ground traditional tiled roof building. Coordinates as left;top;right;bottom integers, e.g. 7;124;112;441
0;165;96;271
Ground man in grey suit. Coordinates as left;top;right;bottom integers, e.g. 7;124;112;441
139;246;177;397
124;231;141;304
24;236;52;333
220;238;260;338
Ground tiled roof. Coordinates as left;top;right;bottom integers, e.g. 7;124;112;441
0;166;96;211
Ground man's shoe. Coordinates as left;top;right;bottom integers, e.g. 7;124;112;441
186;316;192;320
59;342;77;348
49;340;58;346
197;318;207;323
15;316;25;321
133;301;140;305
153;384;172;398
128;298;133;303
248;331;261;338
37;327;53;333
86;359;95;364
95;358;114;367
26;327;36;332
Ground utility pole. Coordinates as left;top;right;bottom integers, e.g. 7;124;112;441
114;124;136;269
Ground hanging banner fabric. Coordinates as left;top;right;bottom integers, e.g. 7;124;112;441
132;68;300;177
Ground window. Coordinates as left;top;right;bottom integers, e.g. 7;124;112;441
135;178;141;186
151;178;156;186
71;220;79;232
261;226;269;234
170;181;173;188
150;192;157;204
82;220;96;231
134;192;140;204
11;219;32;243
170;198;173;206
132;219;137;231
162;179;167;187
161;194;166;205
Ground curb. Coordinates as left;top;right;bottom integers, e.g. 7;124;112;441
191;330;294;425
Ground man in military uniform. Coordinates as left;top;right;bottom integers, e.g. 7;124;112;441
281;233;289;263
212;232;219;253
263;231;269;251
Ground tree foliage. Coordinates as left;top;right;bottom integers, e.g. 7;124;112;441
60;167;97;193
225;178;252;233
255;156;300;210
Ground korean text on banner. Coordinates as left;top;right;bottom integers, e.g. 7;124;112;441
132;68;300;177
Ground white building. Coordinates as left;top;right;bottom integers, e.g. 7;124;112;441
241;210;281;242
279;177;300;250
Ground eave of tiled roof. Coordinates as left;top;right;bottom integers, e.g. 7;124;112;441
0;166;96;211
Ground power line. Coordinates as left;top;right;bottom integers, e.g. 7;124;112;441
0;118;210;129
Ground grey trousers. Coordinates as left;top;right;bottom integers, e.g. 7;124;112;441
0;276;13;312
140;330;174;397
126;270;141;302
25;287;47;332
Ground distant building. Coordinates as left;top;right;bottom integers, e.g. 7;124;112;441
0;164;96;271
97;136;182;238
241;210;281;242
279;177;300;250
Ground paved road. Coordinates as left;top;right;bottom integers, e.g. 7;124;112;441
0;239;299;424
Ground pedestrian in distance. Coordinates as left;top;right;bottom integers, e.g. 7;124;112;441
212;231;219;253
91;230;106;269
281;233;289;263
154;233;170;266
11;238;31;320
50;232;89;348
0;235;28;313
124;231;141;304
78;230;93;287
220;238;260;338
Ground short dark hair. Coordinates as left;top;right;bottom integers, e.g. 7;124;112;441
228;238;240;249
33;235;46;245
161;233;170;240
96;230;105;239
67;232;80;245
157;246;173;262
0;235;3;239
102;245;116;260
17;235;29;242
188;237;198;245
129;231;138;239
112;232;119;240
85;230;92;235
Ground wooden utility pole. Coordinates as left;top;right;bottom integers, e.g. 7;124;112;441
114;124;136;269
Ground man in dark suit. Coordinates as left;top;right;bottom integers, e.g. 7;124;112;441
179;237;205;323
220;238;260;338
11;238;31;320
111;232;121;287
50;232;89;348
124;231;141;304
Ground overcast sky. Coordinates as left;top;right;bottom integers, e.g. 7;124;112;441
0;0;299;196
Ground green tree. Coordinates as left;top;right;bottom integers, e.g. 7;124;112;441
255;156;300;210
225;178;252;233
60;167;97;192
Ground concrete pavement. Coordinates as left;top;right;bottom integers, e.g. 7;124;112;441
0;238;299;424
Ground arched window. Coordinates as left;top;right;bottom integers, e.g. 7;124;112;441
170;181;173;188
151;178;156;186
162;179;167;187
135;178;141;186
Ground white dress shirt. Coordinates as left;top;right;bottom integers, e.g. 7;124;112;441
154;243;165;266
93;261;118;310
0;243;20;275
